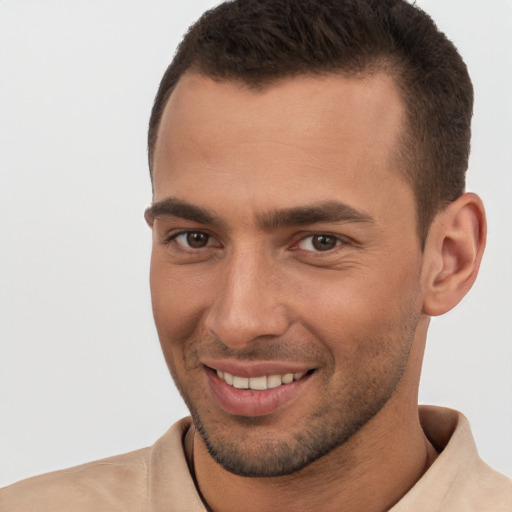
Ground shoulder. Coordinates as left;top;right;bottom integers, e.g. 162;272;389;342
0;418;194;512
468;459;512;510
392;406;512;511
427;406;512;510
0;447;151;512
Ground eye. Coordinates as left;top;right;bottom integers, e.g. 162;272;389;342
297;234;342;252
173;231;212;249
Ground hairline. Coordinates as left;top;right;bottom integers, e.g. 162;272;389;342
148;65;433;247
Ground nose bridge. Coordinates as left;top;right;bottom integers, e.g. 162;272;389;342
204;244;289;348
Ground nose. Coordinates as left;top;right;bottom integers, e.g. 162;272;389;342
204;249;290;349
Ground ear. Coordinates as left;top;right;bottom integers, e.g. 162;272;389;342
144;206;155;228
421;193;486;316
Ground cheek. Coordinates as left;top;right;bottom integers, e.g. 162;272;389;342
149;257;212;374
150;255;212;330
294;263;422;361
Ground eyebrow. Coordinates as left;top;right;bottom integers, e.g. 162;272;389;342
145;197;225;226
145;197;373;229
258;201;374;229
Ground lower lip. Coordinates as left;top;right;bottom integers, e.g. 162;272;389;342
206;369;312;417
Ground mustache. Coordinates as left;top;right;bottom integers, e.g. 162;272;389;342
183;333;328;367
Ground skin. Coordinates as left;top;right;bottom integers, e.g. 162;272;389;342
147;73;485;512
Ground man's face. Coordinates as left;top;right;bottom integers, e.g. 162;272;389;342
149;73;425;477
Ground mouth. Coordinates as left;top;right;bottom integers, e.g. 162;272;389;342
212;367;312;390
204;364;316;417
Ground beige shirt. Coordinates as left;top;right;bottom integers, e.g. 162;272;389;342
1;406;510;511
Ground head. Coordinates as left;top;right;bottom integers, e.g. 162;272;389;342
145;0;484;479
148;0;474;244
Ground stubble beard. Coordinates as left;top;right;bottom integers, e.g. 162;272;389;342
191;393;390;477
168;316;418;478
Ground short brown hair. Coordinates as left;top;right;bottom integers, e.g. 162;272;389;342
148;0;473;243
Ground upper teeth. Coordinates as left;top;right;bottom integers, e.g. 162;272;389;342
216;370;306;390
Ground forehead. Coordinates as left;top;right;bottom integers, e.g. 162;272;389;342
152;72;411;223
155;72;405;165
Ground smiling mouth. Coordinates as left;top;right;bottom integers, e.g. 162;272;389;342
211;368;314;391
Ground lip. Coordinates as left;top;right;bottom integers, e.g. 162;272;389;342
203;359;312;378
205;363;314;417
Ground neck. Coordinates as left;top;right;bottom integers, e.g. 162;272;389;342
191;318;435;512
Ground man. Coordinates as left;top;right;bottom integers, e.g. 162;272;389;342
1;0;511;510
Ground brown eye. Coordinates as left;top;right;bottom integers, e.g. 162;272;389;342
186;232;210;248
311;235;338;251
297;234;342;252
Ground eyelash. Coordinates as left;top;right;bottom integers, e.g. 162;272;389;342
295;234;344;252
163;231;218;250
164;230;347;254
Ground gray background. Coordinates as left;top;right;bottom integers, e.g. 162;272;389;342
1;0;511;485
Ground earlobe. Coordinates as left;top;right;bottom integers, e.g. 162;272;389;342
422;193;486;317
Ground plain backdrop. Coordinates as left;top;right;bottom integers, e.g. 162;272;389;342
1;0;511;486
